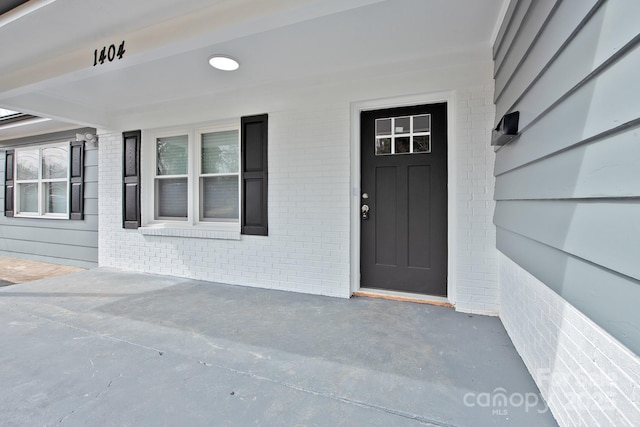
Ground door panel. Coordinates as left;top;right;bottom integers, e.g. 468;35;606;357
360;103;447;296
408;165;431;269
375;166;397;266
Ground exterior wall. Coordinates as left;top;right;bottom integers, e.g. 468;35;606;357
0;128;98;268
99;58;499;308
100;106;351;297
500;253;640;426
452;85;499;314
493;0;640;425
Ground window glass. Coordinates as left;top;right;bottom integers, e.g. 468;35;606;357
18;183;38;212
44;182;67;214
201;130;238;174
375;138;391;155
413;114;430;132
396;137;410;153
16;149;39;180
156;135;188;175
201;176;239;220
156;178;188;218
42;146;68;179
413;135;431;153
376;118;391;136
395;116;410;134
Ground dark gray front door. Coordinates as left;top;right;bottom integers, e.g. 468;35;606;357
360;103;448;296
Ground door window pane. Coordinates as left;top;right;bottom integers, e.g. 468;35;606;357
413;135;431;153
156;178;188;218
44;182;67;214
42;146;68;179
375;118;391;136
19;183;38;212
375;138;391;155
396;137;410;154
201;130;238;174
413;114;430;132
201;176;239;220
394;117;410;134
16;149;39;180
157;135;188;175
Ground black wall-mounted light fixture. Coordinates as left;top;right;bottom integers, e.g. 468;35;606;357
491;111;519;146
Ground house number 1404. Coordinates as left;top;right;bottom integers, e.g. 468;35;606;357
93;41;126;66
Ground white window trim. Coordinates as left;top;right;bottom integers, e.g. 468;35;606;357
141;120;241;236
14;141;70;219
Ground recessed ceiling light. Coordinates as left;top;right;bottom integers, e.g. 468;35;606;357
208;55;239;71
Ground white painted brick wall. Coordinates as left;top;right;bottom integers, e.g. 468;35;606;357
453;84;500;315
99;79;500;308
500;252;640;426
99;104;351;298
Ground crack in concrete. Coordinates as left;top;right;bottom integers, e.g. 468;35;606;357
196;359;459;427
27;312;166;354
57;378;116;425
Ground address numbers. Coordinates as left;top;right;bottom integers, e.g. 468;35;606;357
93;41;126;66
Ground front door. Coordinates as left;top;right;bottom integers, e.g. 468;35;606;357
360;103;448;296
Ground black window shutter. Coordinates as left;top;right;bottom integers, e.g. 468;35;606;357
4;149;14;217
69;141;84;220
241;114;268;236
122;130;141;229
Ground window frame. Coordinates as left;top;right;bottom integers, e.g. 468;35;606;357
374;113;432;156
13;142;70;219
142;120;242;231
153;131;190;222
197;126;241;223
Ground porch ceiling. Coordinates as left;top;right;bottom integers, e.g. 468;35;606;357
0;0;505;131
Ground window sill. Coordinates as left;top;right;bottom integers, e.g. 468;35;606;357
138;224;241;240
13;213;69;220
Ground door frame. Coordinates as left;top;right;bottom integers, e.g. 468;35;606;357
349;90;458;304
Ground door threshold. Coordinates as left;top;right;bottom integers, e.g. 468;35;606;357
353;288;453;308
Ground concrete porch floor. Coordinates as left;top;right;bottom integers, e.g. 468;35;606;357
0;268;558;426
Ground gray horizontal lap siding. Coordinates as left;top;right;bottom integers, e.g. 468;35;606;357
493;0;640;354
0;128;98;268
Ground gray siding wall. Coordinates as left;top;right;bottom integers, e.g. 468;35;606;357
0;128;98;268
493;0;640;354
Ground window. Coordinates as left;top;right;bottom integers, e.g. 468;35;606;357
148;124;241;226
155;134;188;220
133;114;267;235
375;114;431;155
14;143;69;218
199;129;239;222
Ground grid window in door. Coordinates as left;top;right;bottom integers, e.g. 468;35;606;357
14;144;69;217
375;114;431;155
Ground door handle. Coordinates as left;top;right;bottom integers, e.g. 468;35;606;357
361;204;370;220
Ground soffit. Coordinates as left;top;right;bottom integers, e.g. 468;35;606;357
0;0;504;130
